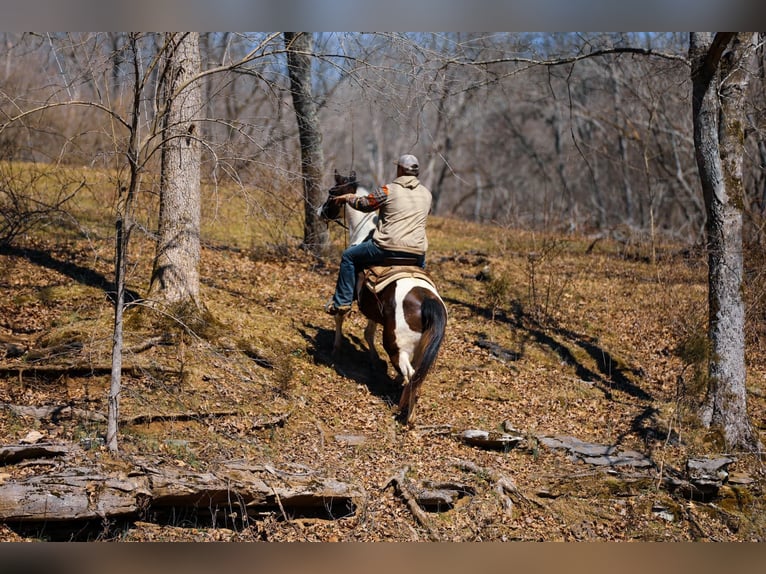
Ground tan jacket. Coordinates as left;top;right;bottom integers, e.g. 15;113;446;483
351;175;431;255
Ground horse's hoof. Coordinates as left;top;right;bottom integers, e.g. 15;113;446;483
393;408;411;426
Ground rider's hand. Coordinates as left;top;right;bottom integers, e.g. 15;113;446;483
332;194;355;204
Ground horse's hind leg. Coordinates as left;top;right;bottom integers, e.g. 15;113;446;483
398;378;417;425
364;320;380;363
332;314;346;355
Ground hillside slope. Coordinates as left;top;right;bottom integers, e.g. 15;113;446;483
0;200;764;541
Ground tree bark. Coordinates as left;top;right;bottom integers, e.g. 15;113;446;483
284;32;330;257
690;32;760;451
148;33;203;309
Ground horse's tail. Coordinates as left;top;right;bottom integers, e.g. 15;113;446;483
415;294;447;380
400;292;447;421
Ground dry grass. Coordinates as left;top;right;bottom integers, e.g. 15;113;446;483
0;171;764;541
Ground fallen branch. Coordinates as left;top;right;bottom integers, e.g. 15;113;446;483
0;364;179;379
0;333;27;358
24;342;83;362
0;402;289;430
453;459;536;514
125;410;290;428
385;467;440;541
127;335;174;354
124;410;241;425
0;402;106;423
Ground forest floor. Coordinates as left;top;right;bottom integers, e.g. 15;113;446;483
0;184;765;542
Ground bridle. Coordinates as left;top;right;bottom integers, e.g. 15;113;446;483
323;178;358;231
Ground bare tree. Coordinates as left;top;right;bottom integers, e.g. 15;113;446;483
690;32;761;452
284;32;329;257
147;33;204;314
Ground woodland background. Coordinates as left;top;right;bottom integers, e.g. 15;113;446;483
4;32;762;235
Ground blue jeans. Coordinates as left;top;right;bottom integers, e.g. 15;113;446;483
332;239;425;307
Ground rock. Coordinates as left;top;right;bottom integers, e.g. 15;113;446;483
334;434;366;446
19;430;45;445
475;265;493;281
727;471;754;486
415;488;459;510
652;503;675;522
537;435;654;468
458;429;524;450
684;456;735;500
686;456;734;482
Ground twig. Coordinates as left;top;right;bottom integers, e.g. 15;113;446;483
262;465;309;541
128;335;174;354
385;467;440;541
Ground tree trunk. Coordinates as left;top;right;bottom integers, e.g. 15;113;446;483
284;32;329;257
107;216;126;451
148;33;203;310
107;33;143;452
690;32;760;451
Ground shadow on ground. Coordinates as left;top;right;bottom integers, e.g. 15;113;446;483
298;321;402;409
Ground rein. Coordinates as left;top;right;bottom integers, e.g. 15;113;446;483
325;179;358;238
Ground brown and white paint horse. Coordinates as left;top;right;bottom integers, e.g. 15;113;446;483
320;170;447;424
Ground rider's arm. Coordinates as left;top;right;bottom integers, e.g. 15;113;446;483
347;185;389;212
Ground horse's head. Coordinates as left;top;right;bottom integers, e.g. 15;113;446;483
319;169;359;222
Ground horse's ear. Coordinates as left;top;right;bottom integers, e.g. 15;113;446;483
350;170;356;182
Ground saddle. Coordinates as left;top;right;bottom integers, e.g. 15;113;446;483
362;263;435;294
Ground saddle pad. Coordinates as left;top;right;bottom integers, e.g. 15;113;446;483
364;265;435;293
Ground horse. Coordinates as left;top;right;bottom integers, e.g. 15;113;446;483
318;169;378;245
319;170;448;424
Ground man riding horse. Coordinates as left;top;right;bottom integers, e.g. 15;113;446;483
324;154;432;316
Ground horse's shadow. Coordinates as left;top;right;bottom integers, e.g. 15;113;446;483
298;323;402;408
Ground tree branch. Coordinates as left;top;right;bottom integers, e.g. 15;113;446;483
452;46;690;69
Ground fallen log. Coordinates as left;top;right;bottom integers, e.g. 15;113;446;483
0;470;149;521
0;459;364;526
458;429;525;450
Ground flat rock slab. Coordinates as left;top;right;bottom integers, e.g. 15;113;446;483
537;435;654;468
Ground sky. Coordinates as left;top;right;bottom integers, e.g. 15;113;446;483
0;0;763;31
